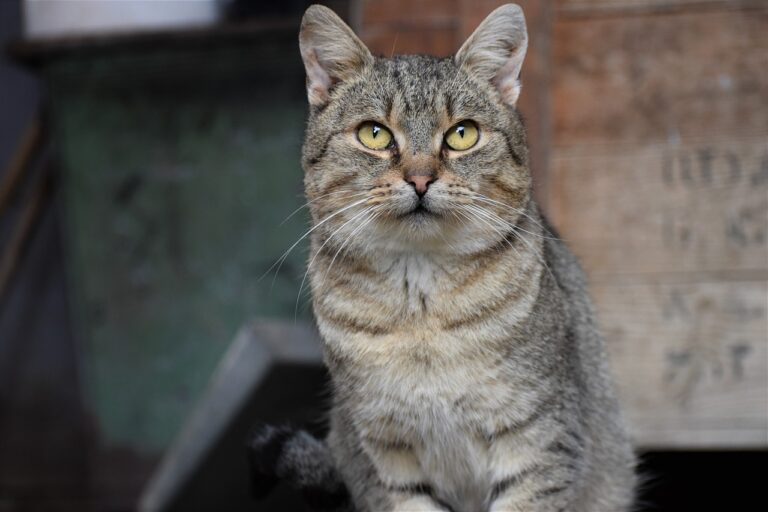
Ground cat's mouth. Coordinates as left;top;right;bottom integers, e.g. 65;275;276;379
402;202;437;218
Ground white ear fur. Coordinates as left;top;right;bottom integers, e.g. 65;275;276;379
455;4;528;106
299;5;373;107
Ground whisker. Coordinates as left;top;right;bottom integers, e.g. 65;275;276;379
470;193;559;239
468;200;557;242
294;205;378;320
444;207;485;254
465;204;557;283
258;196;371;287
458;204;523;261
323;206;384;283
280;190;369;226
437;211;465;254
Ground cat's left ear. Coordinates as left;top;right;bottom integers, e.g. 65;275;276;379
299;5;373;107
455;4;528;107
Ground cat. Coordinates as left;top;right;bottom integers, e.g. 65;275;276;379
250;4;636;512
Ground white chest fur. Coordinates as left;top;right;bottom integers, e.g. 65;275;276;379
319;250;543;509
355;352;498;509
388;253;440;314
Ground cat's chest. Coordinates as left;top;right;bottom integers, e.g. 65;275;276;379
388;253;443;314
359;383;494;508
350;351;525;511
352;343;512;440
331;253;533;414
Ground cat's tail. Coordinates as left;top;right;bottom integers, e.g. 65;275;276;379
248;424;354;512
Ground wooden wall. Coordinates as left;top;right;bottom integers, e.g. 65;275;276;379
549;0;767;448
356;0;768;448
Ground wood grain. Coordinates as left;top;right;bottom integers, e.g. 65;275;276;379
551;8;768;146
550;137;768;277
549;4;768;447
595;280;767;448
556;0;763;15
550;138;768;447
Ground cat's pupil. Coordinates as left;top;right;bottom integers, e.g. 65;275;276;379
372;125;380;138
457;126;465;138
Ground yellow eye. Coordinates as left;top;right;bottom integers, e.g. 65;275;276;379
444;120;479;151
357;121;393;150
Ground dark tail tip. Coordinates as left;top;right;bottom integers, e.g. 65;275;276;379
247;423;355;512
248;424;295;499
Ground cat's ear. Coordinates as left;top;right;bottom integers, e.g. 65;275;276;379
299;5;373;107
455;4;528;107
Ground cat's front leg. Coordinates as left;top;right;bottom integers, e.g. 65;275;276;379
362;438;448;512
489;480;573;512
486;432;582;512
487;463;577;512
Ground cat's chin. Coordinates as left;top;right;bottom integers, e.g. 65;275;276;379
399;203;437;219
366;213;499;256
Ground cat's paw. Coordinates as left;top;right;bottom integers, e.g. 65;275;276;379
391;495;449;512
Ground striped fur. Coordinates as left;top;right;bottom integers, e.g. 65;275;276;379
289;4;637;512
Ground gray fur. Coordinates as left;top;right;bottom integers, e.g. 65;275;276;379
293;4;637;512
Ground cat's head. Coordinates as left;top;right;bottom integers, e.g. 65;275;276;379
299;4;530;256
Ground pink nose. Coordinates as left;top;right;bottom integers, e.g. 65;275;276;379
405;174;436;196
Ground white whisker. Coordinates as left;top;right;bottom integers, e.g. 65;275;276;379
464;203;557;283
294;204;378;320
470;193;558;240
323;206;384;283
458;204;523;261
259;196;371;288
468;200;556;242
280;190;369;226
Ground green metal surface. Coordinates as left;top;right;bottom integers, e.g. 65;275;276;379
44;31;313;452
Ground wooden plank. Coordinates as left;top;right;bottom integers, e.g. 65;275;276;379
550;137;768;277
0;168;50;301
594;280;768;448
139;321;325;512
551;8;768;146
0;118;41;217
556;0;762;15
549;5;768;448
549;138;767;447
8;20;299;66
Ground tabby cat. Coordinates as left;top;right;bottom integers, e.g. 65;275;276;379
250;4;636;511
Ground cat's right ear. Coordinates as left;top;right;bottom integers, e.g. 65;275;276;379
299;5;373;107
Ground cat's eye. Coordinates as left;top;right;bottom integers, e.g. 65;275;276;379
357;121;394;150
444;120;479;151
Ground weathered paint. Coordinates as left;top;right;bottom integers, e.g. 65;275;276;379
44;33;314;451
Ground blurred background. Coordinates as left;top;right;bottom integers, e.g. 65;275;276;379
0;1;765;511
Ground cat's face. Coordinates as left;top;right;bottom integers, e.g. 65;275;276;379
299;4;530;256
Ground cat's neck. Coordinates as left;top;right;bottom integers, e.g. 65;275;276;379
311;201;547;319
362;216;546;302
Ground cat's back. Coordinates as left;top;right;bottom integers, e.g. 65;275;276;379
540;217;638;508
